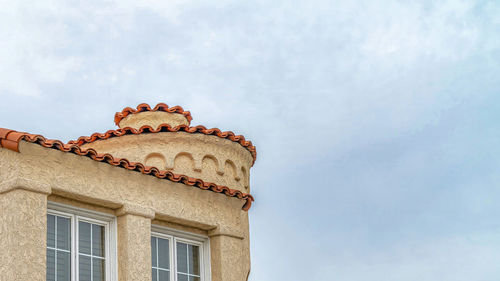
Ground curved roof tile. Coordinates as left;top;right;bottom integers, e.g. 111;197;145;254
69;124;257;166
114;103;193;126
0;128;254;211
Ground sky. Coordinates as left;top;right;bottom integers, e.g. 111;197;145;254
1;0;500;280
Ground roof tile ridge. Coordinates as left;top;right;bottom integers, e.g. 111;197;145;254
69;123;257;165
69;128;132;146
0;128;254;210
114;103;193;126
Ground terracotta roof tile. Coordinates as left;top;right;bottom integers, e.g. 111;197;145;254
68;124;257;166
114;103;193;126
0;128;254;211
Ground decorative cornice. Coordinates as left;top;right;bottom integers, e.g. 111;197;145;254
0;128;254;211
68;124;257;166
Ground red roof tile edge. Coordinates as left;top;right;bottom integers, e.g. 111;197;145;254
114;103;193;126
68;124;257;166
0;128;254;211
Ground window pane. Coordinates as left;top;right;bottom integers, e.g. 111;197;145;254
158;238;170;270
47;215;55;248
57;216;71;251
92;224;105;257
151;237;157;267
152;268;158;281
46;249;56;281
79;255;92;281
93;258;105;281
189;276;200;281
47;215;72;281
159;269;170;281
176;242;188;273
177;273;188;281
79;221;92;255
188;244;200;275
57;251;71;281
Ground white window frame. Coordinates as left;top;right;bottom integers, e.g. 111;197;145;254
47;202;118;281
151;225;211;281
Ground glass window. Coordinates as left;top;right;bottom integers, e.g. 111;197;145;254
79;222;106;281
151;236;171;281
151;233;206;281
176;242;200;281
46;215;71;281
47;207;113;281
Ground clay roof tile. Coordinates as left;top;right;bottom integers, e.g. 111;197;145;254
114;103;193;126
0;129;253;211
69;123;257;165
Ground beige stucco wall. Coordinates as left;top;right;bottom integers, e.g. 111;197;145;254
81;132;253;193
118;111;190;129
0;189;48;281
117;213;153;281
0;140;251;281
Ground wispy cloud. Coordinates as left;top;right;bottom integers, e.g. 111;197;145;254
1;0;499;280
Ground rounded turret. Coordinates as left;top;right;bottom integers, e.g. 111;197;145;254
79;103;255;193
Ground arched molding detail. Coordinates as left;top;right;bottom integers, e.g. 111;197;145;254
79;131;252;192
202;155;221;175
224;160;239;182
241;167;249;190
173;152;195;174
144;153;167;170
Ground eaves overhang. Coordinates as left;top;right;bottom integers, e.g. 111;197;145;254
0;127;255;211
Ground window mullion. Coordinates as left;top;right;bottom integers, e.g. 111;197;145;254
172;238;175;281
55;217;58;281
187;243;190;277
74;216;77;281
90;223;93;281
173;238;177;281
156;237;160;281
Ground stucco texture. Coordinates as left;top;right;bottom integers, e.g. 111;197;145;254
81;132;252;193
0;189;47;281
118;111;190;130
118;214;153;281
0;139;251;281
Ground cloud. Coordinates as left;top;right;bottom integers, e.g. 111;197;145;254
1;1;500;280
315;233;500;281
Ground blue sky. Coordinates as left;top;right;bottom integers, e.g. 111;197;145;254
1;0;500;280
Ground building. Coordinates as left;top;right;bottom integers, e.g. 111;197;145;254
0;103;256;281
